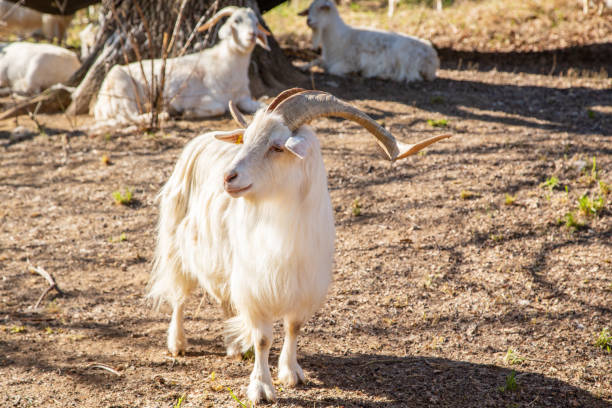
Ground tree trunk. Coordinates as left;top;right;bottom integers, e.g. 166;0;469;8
2;0;304;119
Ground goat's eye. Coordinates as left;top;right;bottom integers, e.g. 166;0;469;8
270;145;284;153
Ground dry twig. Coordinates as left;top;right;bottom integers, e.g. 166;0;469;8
29;263;64;309
86;363;122;376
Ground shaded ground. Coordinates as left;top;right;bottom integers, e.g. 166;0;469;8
1;1;612;407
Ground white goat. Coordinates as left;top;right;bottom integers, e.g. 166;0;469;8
79;22;98;60
92;7;269;127
0;1;73;43
0;42;80;94
299;0;439;82
148;88;451;403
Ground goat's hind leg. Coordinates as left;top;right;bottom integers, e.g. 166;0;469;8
168;299;187;356
278;318;305;387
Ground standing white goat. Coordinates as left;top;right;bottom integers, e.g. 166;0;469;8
148;88;451;403
0;1;73;43
0;42;80;94
299;0;439;82
92;7;270;127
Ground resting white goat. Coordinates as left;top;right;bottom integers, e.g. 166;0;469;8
148;88;451;403
299;0;438;82
93;7;269;126
0;42;80;94
0;1;73;42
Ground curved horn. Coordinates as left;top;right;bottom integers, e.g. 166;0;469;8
228;100;248;128
273;90;451;161
273;90;400;160
266;87;307;113
198;6;239;32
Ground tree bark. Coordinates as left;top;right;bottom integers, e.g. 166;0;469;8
1;0;304;119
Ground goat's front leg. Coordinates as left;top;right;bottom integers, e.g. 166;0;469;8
168;300;186;356
278;319;305;387
235;94;263;114
247;323;276;403
300;57;324;72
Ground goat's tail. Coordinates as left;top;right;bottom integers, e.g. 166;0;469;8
224;315;255;353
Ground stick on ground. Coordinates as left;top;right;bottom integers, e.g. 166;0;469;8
29;263;64;309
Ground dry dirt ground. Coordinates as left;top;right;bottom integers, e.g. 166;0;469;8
1;4;612;408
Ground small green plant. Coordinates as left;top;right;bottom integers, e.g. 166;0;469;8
578;194;604;216
242;346;255;361
430;95;445;104
504;194;516;206
587;109;595;119
227;387;251;408
351;198;362;216
590;156;598;181
600;180;610;196
112;188;133;206
460;190;477;200
10;325;26;333
173;395;185;408
541;176;559;191
504;348;525;365
559;211;584;231
595;328;611;353
427;118;448;128
498;371;519;393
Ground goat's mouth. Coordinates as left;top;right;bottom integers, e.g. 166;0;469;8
225;184;252;197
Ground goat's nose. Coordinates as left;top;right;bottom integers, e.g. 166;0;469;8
224;170;238;184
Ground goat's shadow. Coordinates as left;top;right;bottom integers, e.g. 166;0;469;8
285;352;611;407
300;43;612;137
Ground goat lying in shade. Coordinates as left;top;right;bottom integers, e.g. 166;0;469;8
148;88;451;403
92;6;270;127
299;0;439;82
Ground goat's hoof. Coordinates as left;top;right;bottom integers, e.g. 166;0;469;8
278;363;305;387
247;379;277;403
226;343;242;360
167;335;186;357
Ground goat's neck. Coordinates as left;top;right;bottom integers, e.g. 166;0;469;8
320;14;350;58
204;39;252;76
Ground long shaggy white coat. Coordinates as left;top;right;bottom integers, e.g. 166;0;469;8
148;110;335;403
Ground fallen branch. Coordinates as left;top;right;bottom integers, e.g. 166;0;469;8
29;263;64;309
86;363;122;377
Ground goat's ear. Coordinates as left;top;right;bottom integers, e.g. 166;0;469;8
214;129;245;144
285;135;309;159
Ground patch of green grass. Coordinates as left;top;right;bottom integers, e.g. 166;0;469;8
590;156;598;181
242;346;255;361
559;211;584;232
600;180;610;196
595;328;611;353
504;194;516;206
173;395;185;408
586;109;596;119
227;387;251;408
351;198;362;216
112;188;133;206
9;325;26;334
427;118;448;127
460;190;478;200
504;348;525;365
578;194;604;217
498;371;519;393
430;95;445;104
540;176;559;191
